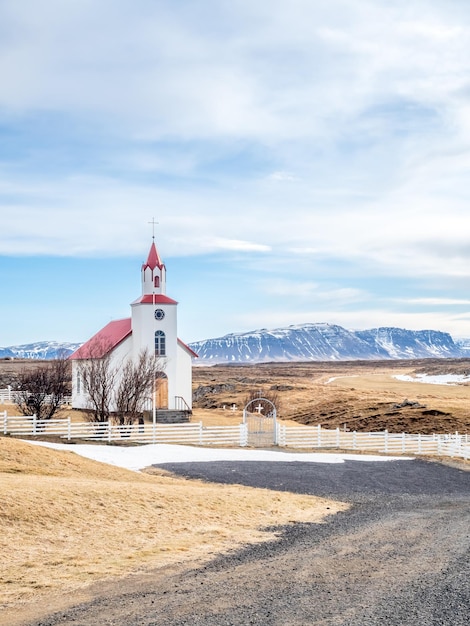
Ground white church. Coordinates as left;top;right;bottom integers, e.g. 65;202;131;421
70;238;196;419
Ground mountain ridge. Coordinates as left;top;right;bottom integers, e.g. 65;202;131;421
189;323;467;364
0;341;82;360
1;324;469;362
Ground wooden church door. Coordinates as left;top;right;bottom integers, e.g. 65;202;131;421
155;374;168;409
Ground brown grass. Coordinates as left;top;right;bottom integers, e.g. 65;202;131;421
0;437;346;613
193;361;470;434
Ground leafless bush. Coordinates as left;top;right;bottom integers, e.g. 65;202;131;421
77;340;116;423
15;355;71;421
114;351;163;425
77;340;164;424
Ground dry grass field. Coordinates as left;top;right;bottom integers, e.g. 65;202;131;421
0;436;345;622
192;359;470;434
2;357;469;433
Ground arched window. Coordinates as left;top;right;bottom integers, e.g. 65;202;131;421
154;276;160;288
155;330;166;356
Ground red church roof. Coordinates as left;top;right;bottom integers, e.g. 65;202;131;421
70;318;132;360
178;338;198;358
143;241;164;271
131;294;178;305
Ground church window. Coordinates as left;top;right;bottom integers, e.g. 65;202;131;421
155;330;166;356
154;276;160;288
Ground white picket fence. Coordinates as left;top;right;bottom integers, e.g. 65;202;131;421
1;410;469;460
0;412;248;446
0;387;13;403
0;387;72;404
276;423;470;460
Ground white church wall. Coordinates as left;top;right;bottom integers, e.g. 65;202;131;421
176;344;193;409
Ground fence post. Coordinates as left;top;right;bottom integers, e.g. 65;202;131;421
107;421;112;443
199;421;203;446
336;427;340;448
67;416;71;441
240;423;248;447
384;430;388;454
353;431;357;450
418;433;422;454
317;424;321;448
32;414;37;436
2;411;7;435
402;432;406;453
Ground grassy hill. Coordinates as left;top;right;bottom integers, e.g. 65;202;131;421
0;437;343;619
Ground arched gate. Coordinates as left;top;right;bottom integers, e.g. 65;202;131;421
243;397;277;447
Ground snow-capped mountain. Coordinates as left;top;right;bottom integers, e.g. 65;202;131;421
2;326;468;363
354;327;462;360
455;338;470;354
0;341;82;360
189;323;465;364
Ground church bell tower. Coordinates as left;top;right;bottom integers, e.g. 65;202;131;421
131;237;179;409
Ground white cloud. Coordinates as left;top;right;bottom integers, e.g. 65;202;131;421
267;171;298;182
394;297;470;306
206;238;271;253
261;280;366;303
2;1;470;341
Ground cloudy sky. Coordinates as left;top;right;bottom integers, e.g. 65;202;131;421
2;0;470;346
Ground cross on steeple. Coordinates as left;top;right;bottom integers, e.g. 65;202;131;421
148;217;159;240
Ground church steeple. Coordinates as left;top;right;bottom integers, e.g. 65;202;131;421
142;240;166;295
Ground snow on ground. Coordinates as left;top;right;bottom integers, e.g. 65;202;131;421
394;374;470;385
23;441;413;472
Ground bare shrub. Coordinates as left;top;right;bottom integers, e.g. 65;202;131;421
76;339;116;423
114;351;163;425
15;355;71;421
77;340;164;424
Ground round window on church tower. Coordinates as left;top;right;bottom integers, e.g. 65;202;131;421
154;308;165;321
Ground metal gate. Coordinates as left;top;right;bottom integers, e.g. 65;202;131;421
243;398;277;447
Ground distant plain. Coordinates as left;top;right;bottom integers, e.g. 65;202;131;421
1;358;470;434
192;359;470;434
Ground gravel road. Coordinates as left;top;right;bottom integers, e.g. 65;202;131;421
24;458;469;626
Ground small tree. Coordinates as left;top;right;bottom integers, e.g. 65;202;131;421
78;340;164;424
77;339;117;423
15;355;71;421
114;350;162;425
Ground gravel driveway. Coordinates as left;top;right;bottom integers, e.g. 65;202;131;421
24;457;469;626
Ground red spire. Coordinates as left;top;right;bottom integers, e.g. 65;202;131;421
143;241;163;271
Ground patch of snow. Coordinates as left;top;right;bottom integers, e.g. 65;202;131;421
393;374;470;386
23;441;413;472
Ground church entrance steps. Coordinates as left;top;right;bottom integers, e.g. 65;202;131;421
153;410;191;423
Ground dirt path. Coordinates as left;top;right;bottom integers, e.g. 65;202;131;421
12;458;469;626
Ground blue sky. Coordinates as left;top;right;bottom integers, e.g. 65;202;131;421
2;0;470;346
